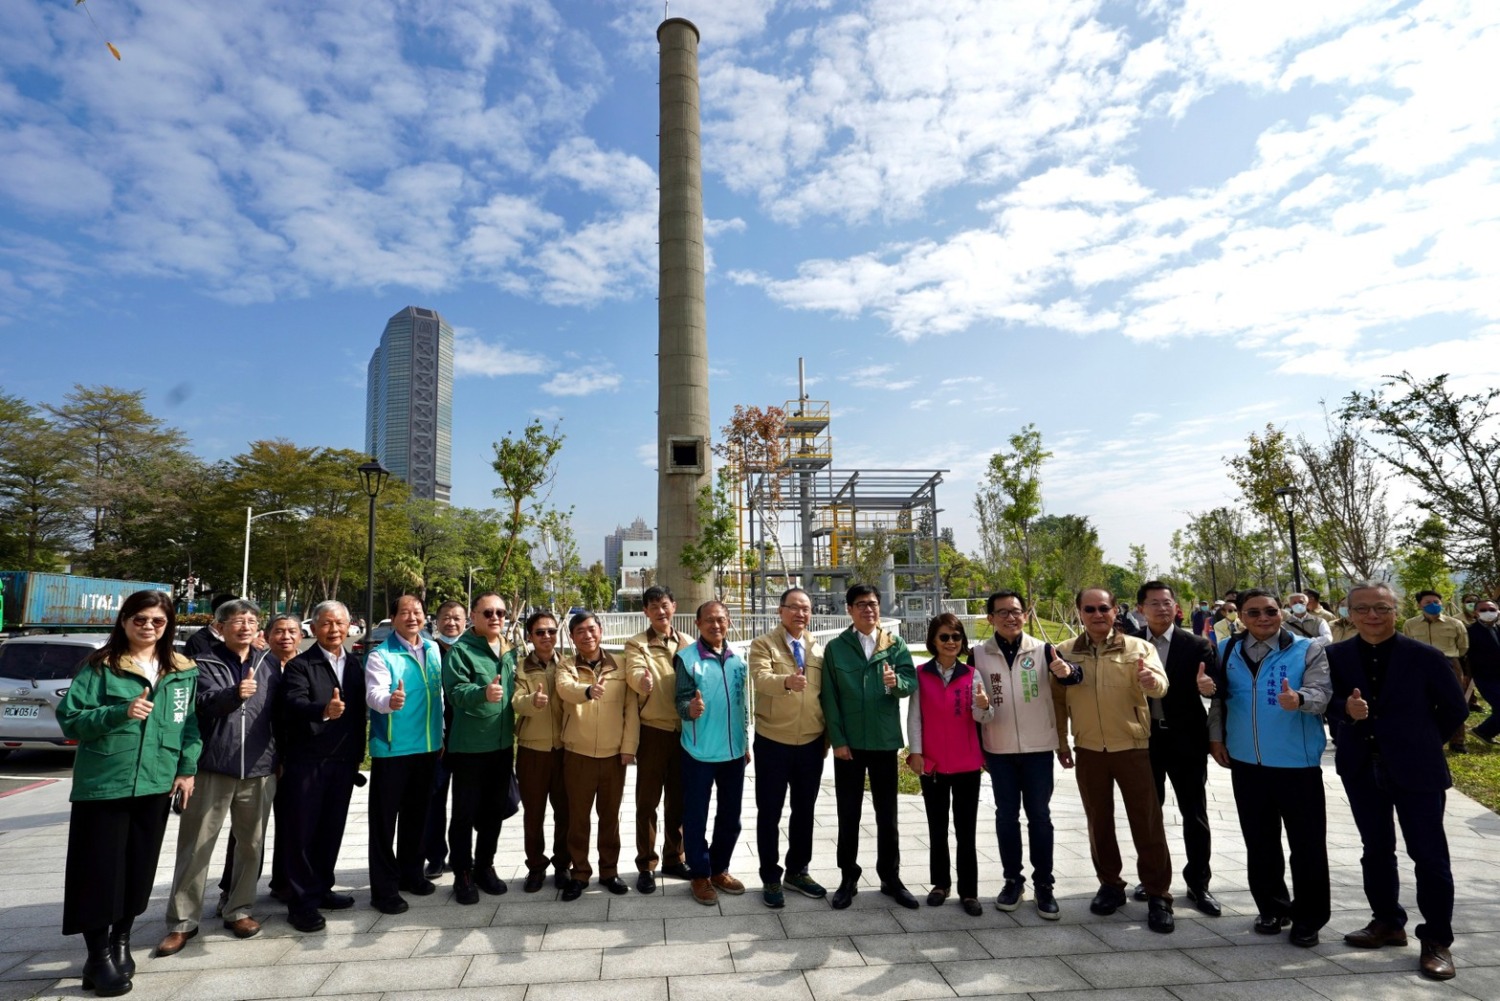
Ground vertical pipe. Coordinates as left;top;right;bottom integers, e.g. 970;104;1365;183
657;17;712;610
366;494;377;640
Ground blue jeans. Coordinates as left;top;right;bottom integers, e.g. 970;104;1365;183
984;750;1055;888
680;751;746;878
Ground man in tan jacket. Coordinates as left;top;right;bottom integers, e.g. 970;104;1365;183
556;612;640;901
1053;587;1174;933
511;610;569;893
623;586;693;893
747;587;829;909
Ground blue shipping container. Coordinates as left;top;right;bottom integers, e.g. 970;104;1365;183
0;572;175;630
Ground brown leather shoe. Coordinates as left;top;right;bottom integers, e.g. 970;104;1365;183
155;927;197;956
1419;941;1455;980
691;877;718;906
224;916;262;939
710;872;745;895
1343;920;1408;948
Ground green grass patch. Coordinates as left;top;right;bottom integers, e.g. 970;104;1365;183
1449;716;1500;813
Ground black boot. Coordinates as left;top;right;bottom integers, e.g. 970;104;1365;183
109;918;135;979
81;927;131;997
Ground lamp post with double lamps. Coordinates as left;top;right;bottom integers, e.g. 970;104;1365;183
359;460;391;638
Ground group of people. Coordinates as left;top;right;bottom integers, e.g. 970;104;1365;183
55;576;1474;996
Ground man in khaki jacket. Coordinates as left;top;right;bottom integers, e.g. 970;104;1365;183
623;585;693;893
1403;590;1471;752
747;587;829;909
556;612;640;901
1053;587;1175;933
511;610;569;893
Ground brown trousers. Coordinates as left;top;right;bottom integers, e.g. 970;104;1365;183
634;723;684;871
1075;747;1173;901
1449;657;1469;749
564;750;626;881
516;746;569;873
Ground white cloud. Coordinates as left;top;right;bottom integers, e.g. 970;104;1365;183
541;365;622;397
451;328;550;378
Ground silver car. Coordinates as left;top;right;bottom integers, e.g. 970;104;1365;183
0;634;106;760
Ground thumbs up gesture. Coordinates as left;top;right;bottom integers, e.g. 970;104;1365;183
485;674;503;703
1195;662;1215;697
972;675;990;711
688;689;705;719
1048;650;1072;679
638;670;654;696
532;688;550;709
882;663;896;689
1135;656;1159;691
1346;687;1369;721
238;662;258;701
126;691;154;721
326;686;345;720
389;678;406;711
1277;677;1301;711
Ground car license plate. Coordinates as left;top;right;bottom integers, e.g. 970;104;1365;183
2;705;40;719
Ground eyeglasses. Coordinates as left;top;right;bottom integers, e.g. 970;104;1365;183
1350;604;1397;616
1080;605;1113;615
531;628;558;637
780;604;812;613
989;609;1024;618
935;632;964;643
851;600;880;611
479;609;508;619
130;615;168;628
1241;608;1281;619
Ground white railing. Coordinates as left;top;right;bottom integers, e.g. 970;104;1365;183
544;611;902;650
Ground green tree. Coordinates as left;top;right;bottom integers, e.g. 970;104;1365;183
680;470;739;601
1340;372;1500;590
490;420;565;596
973;424;1052;606
1225;423;1302;587
0;393;74;569
1294;411;1394;584
581;560;614;611
1395;514;1453;615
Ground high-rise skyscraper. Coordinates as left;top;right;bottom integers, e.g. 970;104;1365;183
365;306;454;504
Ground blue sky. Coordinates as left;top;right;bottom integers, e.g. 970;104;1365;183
2;0;1497;569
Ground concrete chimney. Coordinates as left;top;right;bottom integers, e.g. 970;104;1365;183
656;16;713;609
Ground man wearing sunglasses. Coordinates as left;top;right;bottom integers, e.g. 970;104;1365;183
1327;581;1467;981
1203;588;1330;947
441;592;517;904
1052;587;1174;933
513;610;570;892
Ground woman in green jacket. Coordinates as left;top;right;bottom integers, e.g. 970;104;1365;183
57;590;200;997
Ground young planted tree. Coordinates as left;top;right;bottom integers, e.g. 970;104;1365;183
490;419;565;598
713;405;788;587
680;469;739;601
1293;413;1393;582
973;424;1051;606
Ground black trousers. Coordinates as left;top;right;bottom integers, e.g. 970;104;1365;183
280;757;358;915
424;753;452;869
63;795;171;934
920;770;981;899
1229;761;1329;931
1149;723;1213;889
1342;762;1454;946
833;748;900;884
447;748;513;871
754;733;825;885
368;751;439;902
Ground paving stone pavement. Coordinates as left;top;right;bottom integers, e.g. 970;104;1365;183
3;750;1500;1000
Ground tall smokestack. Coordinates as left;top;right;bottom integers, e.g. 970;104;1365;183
656;17;712;609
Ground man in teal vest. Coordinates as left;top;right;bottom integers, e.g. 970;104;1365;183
820;583;918;910
364;594;445;914
442;591;517;904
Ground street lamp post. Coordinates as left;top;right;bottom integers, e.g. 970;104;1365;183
242;508;295;600
167;538;194;613
466;565;486;610
1274;485;1303;594
359;460;391;637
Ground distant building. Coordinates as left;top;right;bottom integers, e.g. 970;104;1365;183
365;306;454;504
605;517;655;608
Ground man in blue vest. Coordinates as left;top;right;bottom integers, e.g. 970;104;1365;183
364;594;446;914
1204;588;1330;947
674;600;751;906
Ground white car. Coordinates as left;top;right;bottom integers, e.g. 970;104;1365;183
0;634;107;760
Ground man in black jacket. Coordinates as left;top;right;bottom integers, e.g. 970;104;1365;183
1130;581;1220;916
278;601;367;932
1328;581;1467;982
159;599;280;955
1468;599;1500;744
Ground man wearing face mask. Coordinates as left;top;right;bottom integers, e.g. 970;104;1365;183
1190;600;1211;639
1467;600;1500;745
1213;603;1244;643
1283;594;1332;646
1403;591;1470;753
1331;598;1360;643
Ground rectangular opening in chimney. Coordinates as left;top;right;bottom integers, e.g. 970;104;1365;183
667;436;703;474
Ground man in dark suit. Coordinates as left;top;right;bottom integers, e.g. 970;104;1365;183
1466;599;1500;744
1130;581;1220;915
278;600;367;933
1327;581;1467;982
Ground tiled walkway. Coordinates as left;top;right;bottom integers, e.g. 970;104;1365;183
2;753;1499;1000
